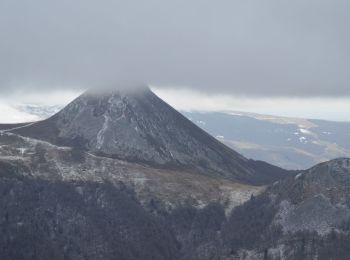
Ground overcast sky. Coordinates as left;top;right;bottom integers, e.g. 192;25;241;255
0;0;349;121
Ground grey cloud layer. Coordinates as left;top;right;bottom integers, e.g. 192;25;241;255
0;0;349;96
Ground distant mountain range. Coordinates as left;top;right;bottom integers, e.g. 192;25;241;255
10;103;350;170
183;111;350;169
16;104;62;120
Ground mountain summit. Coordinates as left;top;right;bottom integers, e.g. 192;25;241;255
12;86;289;185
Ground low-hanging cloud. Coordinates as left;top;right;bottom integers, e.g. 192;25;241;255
0;0;349;97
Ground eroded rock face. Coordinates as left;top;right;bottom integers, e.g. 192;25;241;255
273;158;350;235
11;87;290;185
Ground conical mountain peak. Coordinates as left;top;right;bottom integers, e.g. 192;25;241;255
12;85;289;185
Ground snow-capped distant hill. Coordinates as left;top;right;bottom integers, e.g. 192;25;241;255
16;104;62;119
0;104;62;123
183;111;350;169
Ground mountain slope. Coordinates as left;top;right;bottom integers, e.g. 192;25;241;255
0;122;260;260
0;163;181;260
11;86;289;185
220;158;350;259
1;130;349;259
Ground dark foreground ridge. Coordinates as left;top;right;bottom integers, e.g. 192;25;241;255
1;153;350;259
11;86;290;185
219;157;350;259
